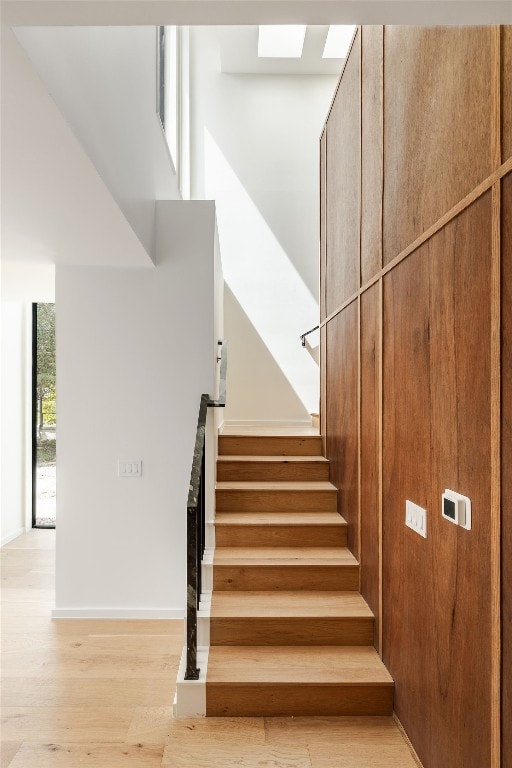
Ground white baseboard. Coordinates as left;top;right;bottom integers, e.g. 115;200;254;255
222;418;312;428
51;608;185;620
1;527;25;547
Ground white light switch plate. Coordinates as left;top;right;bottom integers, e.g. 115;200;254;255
406;500;427;538
118;460;142;477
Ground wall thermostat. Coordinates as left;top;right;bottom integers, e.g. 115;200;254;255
441;489;471;530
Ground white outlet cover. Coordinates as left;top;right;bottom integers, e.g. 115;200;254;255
405;500;427;538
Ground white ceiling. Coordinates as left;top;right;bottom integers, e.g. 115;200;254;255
2;0;511;26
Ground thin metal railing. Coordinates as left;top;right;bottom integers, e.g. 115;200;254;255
184;341;227;680
300;324;320;347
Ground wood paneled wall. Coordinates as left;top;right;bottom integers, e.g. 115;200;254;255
320;25;511;768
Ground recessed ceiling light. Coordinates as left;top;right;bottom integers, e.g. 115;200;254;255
323;25;357;59
258;25;307;58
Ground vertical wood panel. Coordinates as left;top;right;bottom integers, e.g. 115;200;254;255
383;26;494;264
491;181;501;768
320;325;327;458
360;283;380;648
382;251;432;768
361;25;383;284
383;196;493;768
492;26;502;172
325;31;361;315
320;131;327;322
501;171;512;768
326;303;359;558
503;27;512;162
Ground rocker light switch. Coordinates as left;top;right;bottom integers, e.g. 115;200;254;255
405;500;427;538
118;460;142;477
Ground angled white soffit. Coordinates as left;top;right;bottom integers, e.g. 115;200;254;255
1;27;154;268
14;26;180;261
2;1;511;26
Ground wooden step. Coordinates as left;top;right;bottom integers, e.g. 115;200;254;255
218;435;323;457
206;646;394;716
215;511;347;547
210;591;374;645
216;481;337;513
217;455;330;482
213;547;359;591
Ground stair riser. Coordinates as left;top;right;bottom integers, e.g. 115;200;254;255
217;463;330;482
218;436;323;456
206;684;394;717
210;617;374;646
215;524;347;548
213;565;359;591
216;490;337;513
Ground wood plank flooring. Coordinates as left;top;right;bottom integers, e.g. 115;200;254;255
1;528;417;767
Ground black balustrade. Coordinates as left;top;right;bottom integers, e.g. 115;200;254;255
184;342;226;680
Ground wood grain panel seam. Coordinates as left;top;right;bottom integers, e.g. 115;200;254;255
359;26;363;288
491;181;501;768
357;294;362;584
320;156;512;331
491;25;501;768
380;26;384;274
492;26;502;170
357;29;363;580
378;27;384;657
378;278;383;657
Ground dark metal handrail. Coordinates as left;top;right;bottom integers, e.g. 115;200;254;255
185;341;227;680
300;324;320;347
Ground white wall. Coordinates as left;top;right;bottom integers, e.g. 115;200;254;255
190;27;337;422
16;26;181;261
1;303;27;545
55;201;218;616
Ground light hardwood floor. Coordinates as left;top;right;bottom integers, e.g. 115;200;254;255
1;529;419;767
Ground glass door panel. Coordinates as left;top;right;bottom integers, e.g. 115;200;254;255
33;303;56;528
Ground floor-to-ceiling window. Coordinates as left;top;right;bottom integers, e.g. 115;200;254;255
32;303;56;528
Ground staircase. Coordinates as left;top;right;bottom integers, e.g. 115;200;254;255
205;431;394;717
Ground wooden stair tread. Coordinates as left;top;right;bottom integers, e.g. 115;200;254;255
207;646;393;685
219;427;320;436
218;434;323;457
218;455;329;463
211;591;373;618
215;511;346;526
216;481;336;491
214;546;358;565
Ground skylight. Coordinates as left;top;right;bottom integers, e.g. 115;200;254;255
258;25;307;58
323;25;357;59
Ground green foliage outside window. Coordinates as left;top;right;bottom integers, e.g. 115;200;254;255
36;304;56;432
